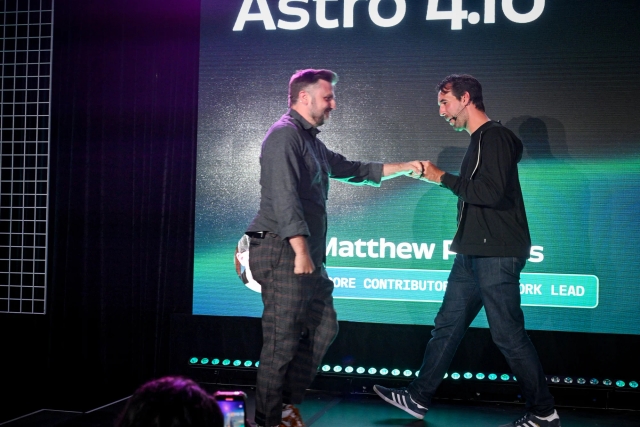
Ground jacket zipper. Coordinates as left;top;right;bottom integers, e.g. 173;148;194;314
451;131;483;244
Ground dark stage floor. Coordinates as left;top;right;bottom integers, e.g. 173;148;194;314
2;389;639;427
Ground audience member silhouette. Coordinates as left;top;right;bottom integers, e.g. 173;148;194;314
115;376;223;427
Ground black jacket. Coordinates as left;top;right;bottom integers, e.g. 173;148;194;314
440;121;531;258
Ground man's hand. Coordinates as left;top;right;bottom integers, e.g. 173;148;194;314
294;253;315;274
419;160;445;184
289;235;315;274
382;161;423;180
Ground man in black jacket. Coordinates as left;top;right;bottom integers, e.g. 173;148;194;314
373;75;561;427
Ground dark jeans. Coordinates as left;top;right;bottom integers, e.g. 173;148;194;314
408;254;555;415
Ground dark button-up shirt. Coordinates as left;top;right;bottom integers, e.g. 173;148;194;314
247;109;383;265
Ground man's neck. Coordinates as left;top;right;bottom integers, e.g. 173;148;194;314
291;105;317;127
466;112;491;135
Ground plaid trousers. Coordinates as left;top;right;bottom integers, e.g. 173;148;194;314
249;233;338;427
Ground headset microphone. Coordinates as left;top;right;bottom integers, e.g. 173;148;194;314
450;103;468;122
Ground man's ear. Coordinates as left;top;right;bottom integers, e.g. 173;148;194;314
298;89;309;105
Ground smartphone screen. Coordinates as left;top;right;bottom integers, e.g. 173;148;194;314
216;396;245;427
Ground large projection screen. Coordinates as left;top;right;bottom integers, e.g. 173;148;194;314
194;0;640;335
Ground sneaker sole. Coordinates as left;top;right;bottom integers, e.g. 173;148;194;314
373;386;426;420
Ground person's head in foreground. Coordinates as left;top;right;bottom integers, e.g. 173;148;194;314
114;376;223;427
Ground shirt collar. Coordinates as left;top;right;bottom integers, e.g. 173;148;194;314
472;120;497;136
288;108;320;137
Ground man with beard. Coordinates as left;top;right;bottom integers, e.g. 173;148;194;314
373;74;560;427
246;69;423;427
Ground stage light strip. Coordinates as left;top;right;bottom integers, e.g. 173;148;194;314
188;357;639;390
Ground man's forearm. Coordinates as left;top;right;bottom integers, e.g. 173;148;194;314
289;235;310;256
382;161;422;180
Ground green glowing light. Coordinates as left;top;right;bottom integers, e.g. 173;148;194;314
345;366;354;373
368;367;377;375
564;377;573;384
403;370;413;377
464;372;472;379
200;358;209;364
551;376;560;383
577;378;586;385
451;372;460;380
616;380;625;388
391;369;400;376
476;373;485;380
356;367;365;374
189;357;198;364
590;378;599;385
488;373;497;380
629;381;638;389
233;360;241;366
500;374;510;381
212;358;220;365
603;379;612;386
255;361;260;367
222;359;231;366
443;373;448;379
321;365;331;372
244;360;253;367
333;365;343;373
379;368;388;375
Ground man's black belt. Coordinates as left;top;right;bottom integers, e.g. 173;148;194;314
246;231;269;239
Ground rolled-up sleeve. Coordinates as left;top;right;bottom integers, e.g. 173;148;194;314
325;148;383;186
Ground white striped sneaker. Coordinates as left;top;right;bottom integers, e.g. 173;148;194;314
373;385;428;419
499;409;561;427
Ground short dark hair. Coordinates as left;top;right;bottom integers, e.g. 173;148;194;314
436;74;485;112
115;376;223;427
288;69;338;106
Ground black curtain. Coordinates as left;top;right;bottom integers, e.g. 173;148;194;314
1;0;200;416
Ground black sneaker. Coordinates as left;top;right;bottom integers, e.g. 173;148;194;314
373;385;428;419
499;410;561;427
